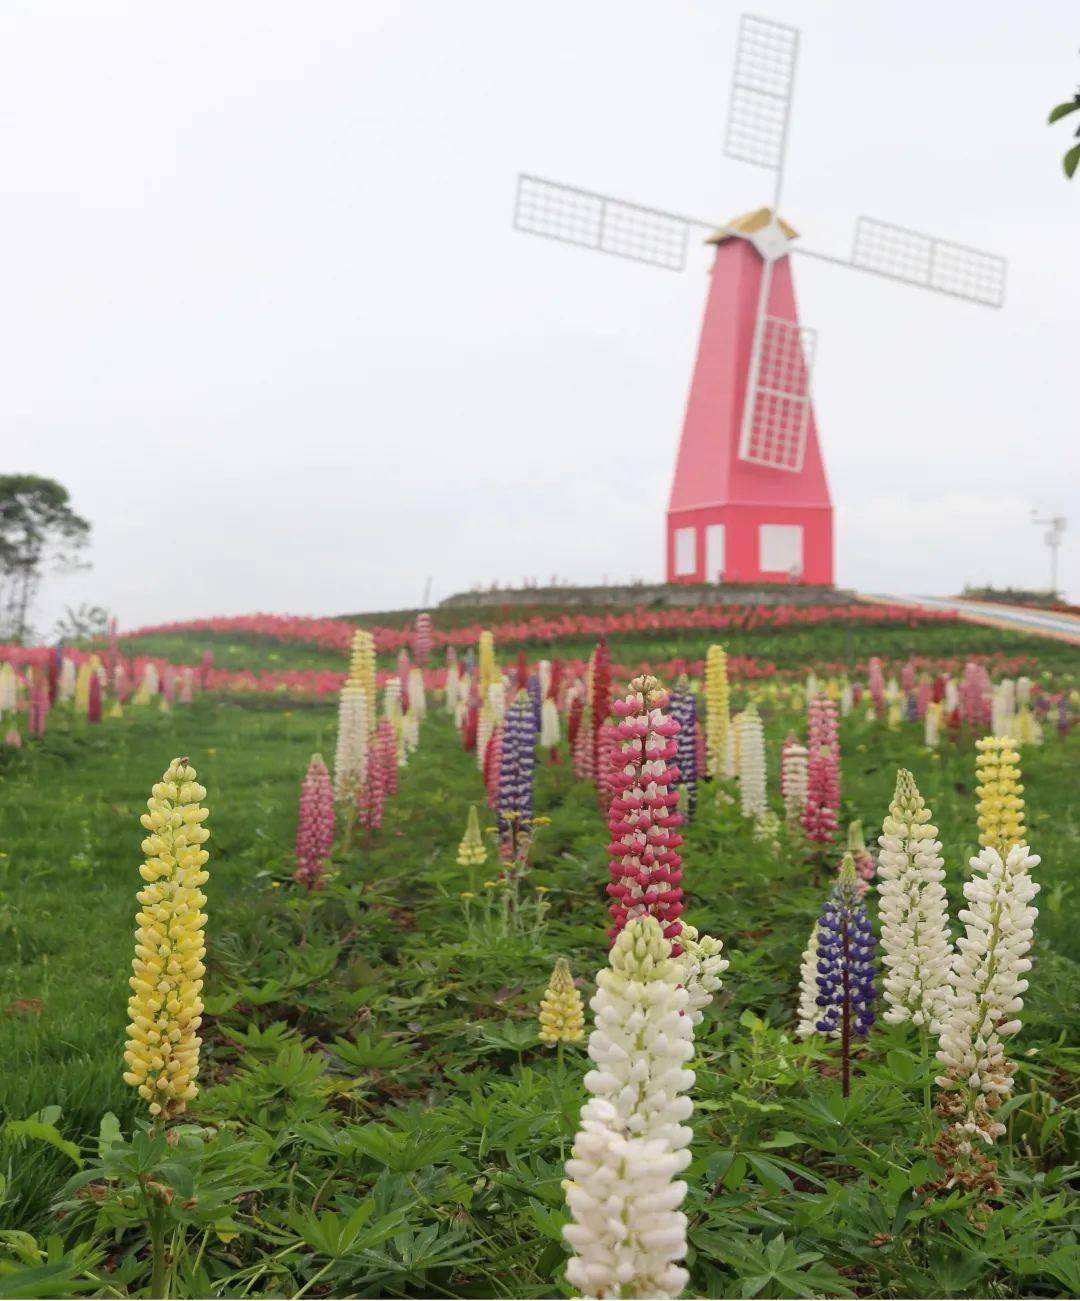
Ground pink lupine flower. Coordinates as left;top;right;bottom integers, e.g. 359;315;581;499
4;727;21;748
413;612;434;666
88;672;102;724
484;725;503;809
595;721;619;811
573;717;594;782
900;658;916;692
868;658;886;718
803;694;840;846
294;754;335;889
960;661;993;727
605;675;684;955
591;638;612;777
29;674;49;737
179;668;194;704
377;718;399;796
358;744;386;831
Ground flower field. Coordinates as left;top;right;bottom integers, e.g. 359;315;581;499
0;601;1077;1299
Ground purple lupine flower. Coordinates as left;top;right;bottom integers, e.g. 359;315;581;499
815;854;876;1096
498;690;538;860
526;673;543;729
668;689;698;823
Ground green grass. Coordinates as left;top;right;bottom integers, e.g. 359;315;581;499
0;647;1076;1297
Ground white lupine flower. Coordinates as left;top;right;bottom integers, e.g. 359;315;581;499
564;917;694;1299
333;682;368;801
476;702;493;770
489;680;506;725
991;681;1015;738
737;706;767;821
540;696;560;749
796;924;825;1040
538;658;552;699
805;672;819;700
402;706;420;754
678;924;728;1026
839;681;854;716
454;672;470;729
944;678;959;714
781;741;808;825
445;658;460;716
407;666;426;720
0;662;17;715
1016;676;1032;706
723;723;737;780
924;702;942;749
59;657;77;701
876;770;953;1032
935;843;1040;1148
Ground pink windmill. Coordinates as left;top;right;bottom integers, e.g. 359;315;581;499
514;14;1007;586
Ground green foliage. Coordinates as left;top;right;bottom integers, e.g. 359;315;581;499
0;623;1076;1296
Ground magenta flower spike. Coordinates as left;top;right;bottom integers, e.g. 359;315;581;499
294;754;335;890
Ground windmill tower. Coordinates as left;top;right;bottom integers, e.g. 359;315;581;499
513;14;1006;586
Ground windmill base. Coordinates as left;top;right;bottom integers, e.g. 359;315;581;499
666;505;833;586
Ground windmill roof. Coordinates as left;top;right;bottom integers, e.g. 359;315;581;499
707;208;798;244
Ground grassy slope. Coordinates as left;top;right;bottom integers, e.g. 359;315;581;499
120;617;1079;676
0;638;1077;1295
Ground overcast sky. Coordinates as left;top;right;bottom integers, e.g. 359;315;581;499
3;0;1077;633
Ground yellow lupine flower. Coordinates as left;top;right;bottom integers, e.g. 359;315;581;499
123;757;210;1123
974;735;1025;852
348;630;377;734
539;958;584;1044
456;804;487;868
704;644;730;778
74;662;92;715
477;630;497;700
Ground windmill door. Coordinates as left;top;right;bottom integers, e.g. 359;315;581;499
706;524;725;583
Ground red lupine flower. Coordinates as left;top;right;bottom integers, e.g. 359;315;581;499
567;691;583;749
294;754;335;890
573;716;594;782
605;674;684;955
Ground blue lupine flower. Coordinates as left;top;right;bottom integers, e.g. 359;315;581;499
814;855;877;1094
498;691;538;853
668;690;698;823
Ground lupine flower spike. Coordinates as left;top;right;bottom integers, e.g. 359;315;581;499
780;735;808;825
974;736;1025;853
539;958;585;1045
796;924;825;1039
457;804;487;871
876;771;952;1042
678;923;728;1025
814;854;876;1096
704;644;731;778
294;754;335;889
935;843;1039;1159
123;758;210;1123
563;917;695;1300
605;675;684;954
736;703;767;821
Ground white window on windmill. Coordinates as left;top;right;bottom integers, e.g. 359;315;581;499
759;524;803;575
706;524;725;583
674;527;697;576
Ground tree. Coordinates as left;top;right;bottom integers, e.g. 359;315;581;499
1049;82;1080;178
0;476;90;643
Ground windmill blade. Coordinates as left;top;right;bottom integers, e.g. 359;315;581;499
738;314;817;473
514;174;700;271
724;14;799;173
850;217;1007;307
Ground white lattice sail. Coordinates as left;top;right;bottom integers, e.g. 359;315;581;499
852;217;1006;307
514;175;691;271
724;14;799;171
738;316;816;471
